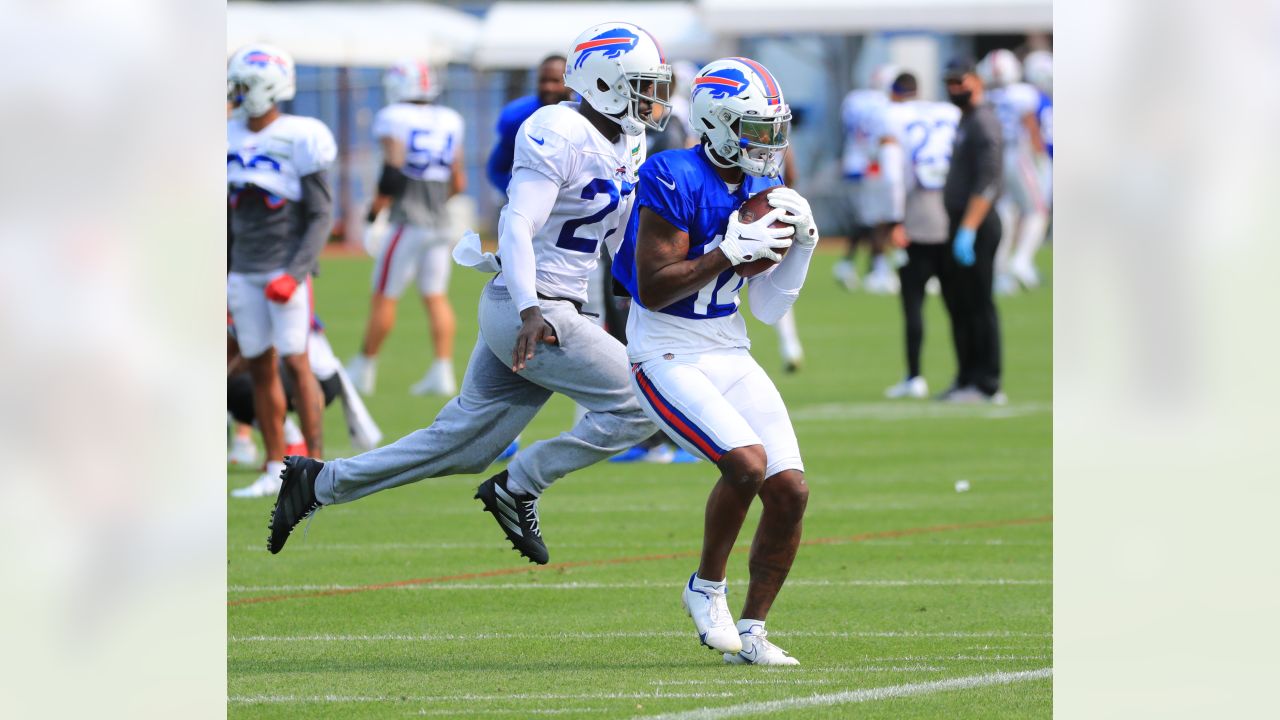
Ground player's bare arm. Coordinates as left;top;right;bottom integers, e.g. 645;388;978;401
635;207;732;310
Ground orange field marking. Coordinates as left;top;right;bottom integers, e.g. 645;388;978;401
229;514;1051;607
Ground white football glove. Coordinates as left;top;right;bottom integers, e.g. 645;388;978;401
362;211;389;258
767;187;819;249
719;207;794;266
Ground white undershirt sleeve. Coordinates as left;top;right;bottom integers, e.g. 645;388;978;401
747;241;816;325
497;167;561;313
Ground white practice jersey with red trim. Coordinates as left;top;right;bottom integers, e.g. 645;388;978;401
840;89;889;179
226;114;336;202
496;101;646;304
881;100;961;191
372;102;465;184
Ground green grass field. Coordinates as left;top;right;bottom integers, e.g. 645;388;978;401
228;248;1052;718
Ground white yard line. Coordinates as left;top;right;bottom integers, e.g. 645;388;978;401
635;668;1052;720
790;401;1051;422
229;691;734;705
230;630;1048;643
228;578;1050;593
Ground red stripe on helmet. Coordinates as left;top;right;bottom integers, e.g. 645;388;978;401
732;57;781;105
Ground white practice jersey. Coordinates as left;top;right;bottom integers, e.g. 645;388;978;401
988;82;1042;160
840;89;889;179
496;102;645;305
881;100;961;191
227;114;336;202
372;102;465;183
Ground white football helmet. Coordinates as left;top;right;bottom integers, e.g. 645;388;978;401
227;44;296;118
384;60;440;104
978;49;1022;88
563;22;672;136
1023;51;1052;95
690;57;791;178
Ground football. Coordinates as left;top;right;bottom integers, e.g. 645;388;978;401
734;186;790;278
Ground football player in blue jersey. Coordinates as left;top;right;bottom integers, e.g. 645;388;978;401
614;58;816;665
485;54;575;194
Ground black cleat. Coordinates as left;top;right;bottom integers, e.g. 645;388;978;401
474;470;548;565
267;456;325;554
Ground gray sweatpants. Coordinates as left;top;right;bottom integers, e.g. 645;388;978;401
314;279;655;504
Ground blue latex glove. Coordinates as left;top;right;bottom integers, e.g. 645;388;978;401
952;226;977;266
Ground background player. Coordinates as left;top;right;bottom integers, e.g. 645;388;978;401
268;22;670;565
229;316;382;496
485;54;576;194
836;64;899;294
615;58;815;666
346;61;466;397
877;72;961;399
227;45;334;496
980;49;1050;292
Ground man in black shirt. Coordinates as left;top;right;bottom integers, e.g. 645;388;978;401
940;60;1006;403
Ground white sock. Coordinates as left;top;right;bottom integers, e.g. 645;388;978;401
283;417;303;445
737;618;765;635
504;469;540;498
265;460;285;479
1012;210;1048;269
692;574;727;590
435;358;453;375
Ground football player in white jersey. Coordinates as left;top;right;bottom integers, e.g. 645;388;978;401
615;58;815;665
346;61;467;398
836;64;900;294
875;72;961;399
226;45;336;498
980;49;1050;292
268;23;670;566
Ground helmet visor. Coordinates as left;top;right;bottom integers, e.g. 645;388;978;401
739;115;791;149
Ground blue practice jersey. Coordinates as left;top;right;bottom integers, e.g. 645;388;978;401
614;147;780;320
616;146;783;363
485;94;543;193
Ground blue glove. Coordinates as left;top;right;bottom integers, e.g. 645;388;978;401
952;227;977;266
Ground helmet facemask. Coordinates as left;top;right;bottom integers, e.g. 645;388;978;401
606;68;673;136
228;76;273;118
706;107;791;177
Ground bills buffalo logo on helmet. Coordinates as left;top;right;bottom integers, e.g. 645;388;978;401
692;67;750;99
243;51;288;70
573;28;639;69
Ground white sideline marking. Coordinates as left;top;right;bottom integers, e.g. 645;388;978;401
635;667;1052;720
228;578;1050;593
791;401;1051;422
229;691;734;705
230;631;1048;643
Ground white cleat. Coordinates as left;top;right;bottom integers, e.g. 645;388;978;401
885;376;929;399
409;362;457;397
1011;261;1041;290
724;621;800;666
833;259;860;292
346;355;377;396
227;436;258;466
863;268;900;295
681;573;742;654
994;273;1020;296
231;471;282;499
